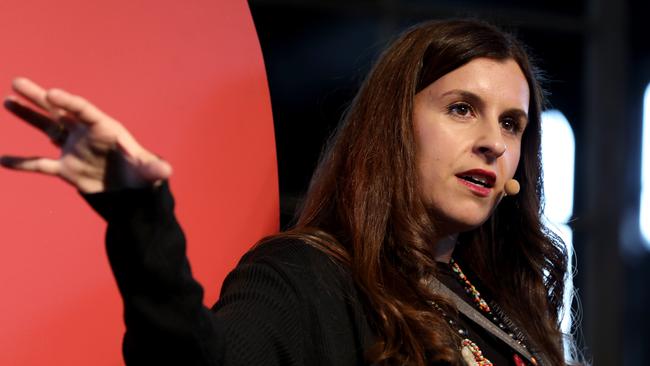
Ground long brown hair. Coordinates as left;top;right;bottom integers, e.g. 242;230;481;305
276;19;571;365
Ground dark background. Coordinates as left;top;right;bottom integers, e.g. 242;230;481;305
248;0;650;364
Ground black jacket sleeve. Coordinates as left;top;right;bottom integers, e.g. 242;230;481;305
82;183;311;366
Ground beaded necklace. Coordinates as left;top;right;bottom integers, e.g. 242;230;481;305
431;300;493;366
448;259;538;366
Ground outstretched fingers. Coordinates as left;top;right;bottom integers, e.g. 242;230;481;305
4;97;66;145
0;156;61;176
12;77;52;111
11;77;114;127
45;88;112;126
3;77;171;191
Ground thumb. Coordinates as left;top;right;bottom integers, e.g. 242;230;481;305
138;158;173;182
114;138;173;185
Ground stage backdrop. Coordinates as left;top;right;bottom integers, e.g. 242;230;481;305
0;1;277;364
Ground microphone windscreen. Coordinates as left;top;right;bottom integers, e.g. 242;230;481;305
504;179;520;196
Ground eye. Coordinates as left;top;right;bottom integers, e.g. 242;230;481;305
447;102;474;118
500;117;522;134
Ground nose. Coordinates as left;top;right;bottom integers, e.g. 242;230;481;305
474;119;507;160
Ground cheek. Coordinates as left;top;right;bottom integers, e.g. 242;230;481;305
415;121;457;163
416;132;453;178
504;145;522;177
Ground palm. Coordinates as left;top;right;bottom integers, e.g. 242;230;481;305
1;78;172;193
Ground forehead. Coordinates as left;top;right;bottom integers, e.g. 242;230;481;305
423;57;530;112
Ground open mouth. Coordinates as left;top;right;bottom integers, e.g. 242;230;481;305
455;170;496;188
459;175;492;187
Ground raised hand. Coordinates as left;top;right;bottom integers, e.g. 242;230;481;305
1;78;172;193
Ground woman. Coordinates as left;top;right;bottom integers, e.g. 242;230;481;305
1;20;574;365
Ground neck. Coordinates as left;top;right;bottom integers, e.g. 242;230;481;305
433;234;458;263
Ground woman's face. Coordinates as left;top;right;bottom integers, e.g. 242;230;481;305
413;57;529;235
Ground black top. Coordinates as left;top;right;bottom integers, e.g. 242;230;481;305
83;182;520;365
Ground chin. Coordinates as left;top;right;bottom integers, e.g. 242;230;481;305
427;207;491;235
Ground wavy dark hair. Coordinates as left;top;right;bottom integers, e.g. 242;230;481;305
277;19;572;365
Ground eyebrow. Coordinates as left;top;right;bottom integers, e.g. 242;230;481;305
440;90;485;110
440;89;529;125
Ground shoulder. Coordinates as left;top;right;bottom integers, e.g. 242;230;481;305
237;236;351;291
241;236;336;267
217;235;362;325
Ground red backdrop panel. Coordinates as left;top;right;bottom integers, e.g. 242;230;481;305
0;1;278;364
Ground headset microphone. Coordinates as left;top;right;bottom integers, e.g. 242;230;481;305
504;179;520;196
